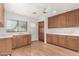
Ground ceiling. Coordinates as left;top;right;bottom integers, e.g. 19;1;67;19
4;3;79;20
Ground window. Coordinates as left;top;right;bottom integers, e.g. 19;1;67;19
6;19;27;32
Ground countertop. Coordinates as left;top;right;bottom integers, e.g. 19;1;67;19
0;33;13;39
0;32;31;39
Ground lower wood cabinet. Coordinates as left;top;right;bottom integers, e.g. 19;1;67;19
51;35;58;45
0;38;12;55
12;34;31;49
47;34;59;45
47;34;52;44
27;35;31;44
58;35;66;47
66;36;79;51
47;34;79;51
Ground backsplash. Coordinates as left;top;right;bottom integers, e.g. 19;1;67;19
47;27;79;35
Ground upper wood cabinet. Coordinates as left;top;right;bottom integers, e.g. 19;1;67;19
66;9;78;27
75;9;79;26
0;3;4;27
48;16;58;28
48;9;79;28
57;14;67;27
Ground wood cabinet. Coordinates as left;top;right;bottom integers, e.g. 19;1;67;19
48;9;79;28
12;35;31;49
48;16;58;28
27;35;31;44
0;3;4;27
75;9;79;26
0;38;12;55
66;36;79;51
12;36;18;48
48;14;67;28
51;35;58;45
47;34;58;45
47;34;79;51
58;35;66;47
66;10;77;27
47;34;52;44
59;13;67;27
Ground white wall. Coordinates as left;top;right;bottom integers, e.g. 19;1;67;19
30;21;38;41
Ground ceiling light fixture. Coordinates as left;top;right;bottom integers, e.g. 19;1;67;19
32;8;47;15
42;8;47;14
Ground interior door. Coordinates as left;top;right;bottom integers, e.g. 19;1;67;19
38;21;44;42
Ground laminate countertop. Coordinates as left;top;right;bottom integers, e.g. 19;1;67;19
0;32;30;39
0;33;13;39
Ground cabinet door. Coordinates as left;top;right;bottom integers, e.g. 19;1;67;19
57;14;67;27
27;35;31;44
75;9;79;26
47;34;58;45
48;14;67;28
58;35;66;47
15;36;22;48
52;35;58;45
47;34;52;44
13;35;25;48
0;3;4;27
66;10;77;27
12;36;17;48
12;35;31;48
66;36;79;51
22;35;27;45
18;35;28;47
48;17;53;28
0;38;12;55
48;16;58;28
